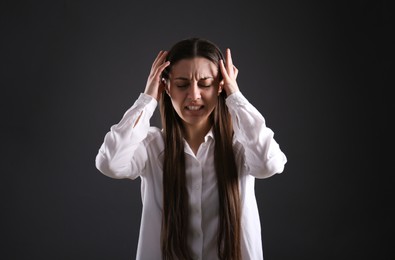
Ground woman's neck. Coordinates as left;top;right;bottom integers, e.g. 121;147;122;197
183;121;212;155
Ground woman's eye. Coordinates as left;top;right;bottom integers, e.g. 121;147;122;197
175;84;211;88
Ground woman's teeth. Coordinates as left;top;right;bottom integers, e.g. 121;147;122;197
186;106;202;110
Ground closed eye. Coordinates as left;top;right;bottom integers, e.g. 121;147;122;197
176;84;211;88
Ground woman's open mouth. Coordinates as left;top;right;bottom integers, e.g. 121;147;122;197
186;105;204;111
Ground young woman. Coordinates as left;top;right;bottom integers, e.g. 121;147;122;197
95;37;287;260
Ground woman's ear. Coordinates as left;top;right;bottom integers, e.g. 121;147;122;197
162;78;168;90
163;80;171;97
218;80;224;95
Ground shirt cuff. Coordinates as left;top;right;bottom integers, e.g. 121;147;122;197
225;91;249;107
136;93;158;113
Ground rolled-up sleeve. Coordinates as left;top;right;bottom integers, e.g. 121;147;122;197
95;93;158;180
226;91;287;178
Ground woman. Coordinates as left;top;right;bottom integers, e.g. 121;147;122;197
95;37;287;260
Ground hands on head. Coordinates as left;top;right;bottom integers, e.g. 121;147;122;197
144;50;170;101
143;48;240;101
219;48;240;96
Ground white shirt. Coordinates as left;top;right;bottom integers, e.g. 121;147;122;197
95;91;287;260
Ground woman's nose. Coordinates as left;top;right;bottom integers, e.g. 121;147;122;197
188;83;201;101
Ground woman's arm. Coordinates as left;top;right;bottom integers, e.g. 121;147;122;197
95;93;158;179
226;91;287;178
219;48;287;178
96;50;170;179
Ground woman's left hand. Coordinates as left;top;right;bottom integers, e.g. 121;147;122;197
219;48;240;96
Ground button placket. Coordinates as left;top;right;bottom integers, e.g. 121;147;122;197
186;158;204;259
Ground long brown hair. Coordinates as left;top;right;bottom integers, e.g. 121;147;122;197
159;37;241;260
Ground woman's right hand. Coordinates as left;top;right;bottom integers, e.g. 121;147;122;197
144;50;170;101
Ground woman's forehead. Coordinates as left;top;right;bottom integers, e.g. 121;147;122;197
170;57;218;79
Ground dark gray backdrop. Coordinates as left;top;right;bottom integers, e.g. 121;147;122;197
2;0;392;259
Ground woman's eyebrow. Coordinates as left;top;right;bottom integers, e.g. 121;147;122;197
174;77;213;80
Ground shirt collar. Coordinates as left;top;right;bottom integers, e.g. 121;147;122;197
181;127;214;157
204;126;214;142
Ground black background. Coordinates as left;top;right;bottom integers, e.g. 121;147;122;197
1;0;392;259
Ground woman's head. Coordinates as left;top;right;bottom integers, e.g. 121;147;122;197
160;38;227;131
161;37;225;82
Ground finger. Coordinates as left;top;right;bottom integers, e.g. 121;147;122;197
152;50;167;69
159;60;171;73
151;54;168;79
219;59;229;80
151;50;163;69
226;48;234;75
153;60;170;78
233;65;238;79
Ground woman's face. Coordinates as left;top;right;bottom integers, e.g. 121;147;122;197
166;57;222;129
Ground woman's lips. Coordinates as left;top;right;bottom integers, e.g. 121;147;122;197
185;105;204;111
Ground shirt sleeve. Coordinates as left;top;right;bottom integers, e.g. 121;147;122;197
226;91;287;179
95;93;158;180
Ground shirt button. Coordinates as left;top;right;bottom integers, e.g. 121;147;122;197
194;184;200;190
